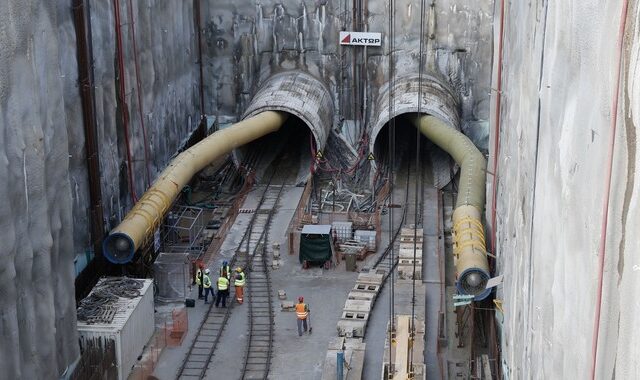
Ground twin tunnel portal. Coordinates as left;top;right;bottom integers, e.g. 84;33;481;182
103;71;492;300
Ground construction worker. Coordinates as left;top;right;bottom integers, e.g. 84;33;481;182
220;260;230;280
203;269;214;304
195;263;205;299
234;267;246;304
215;274;230;308
295;296;310;336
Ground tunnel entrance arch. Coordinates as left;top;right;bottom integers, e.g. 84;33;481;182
234;71;334;184
369;75;460;188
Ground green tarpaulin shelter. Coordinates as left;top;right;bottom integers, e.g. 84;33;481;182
299;225;332;264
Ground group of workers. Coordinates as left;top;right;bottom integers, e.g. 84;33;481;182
195;261;245;308
194;261;310;337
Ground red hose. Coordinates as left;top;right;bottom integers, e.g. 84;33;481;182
490;0;505;257
113;0;138;203
126;0;152;188
590;1;629;378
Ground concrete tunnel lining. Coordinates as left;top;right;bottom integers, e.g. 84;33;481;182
234;71;334;176
369;74;461;188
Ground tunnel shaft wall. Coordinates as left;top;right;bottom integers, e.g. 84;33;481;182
0;1;79;378
493;0;640;378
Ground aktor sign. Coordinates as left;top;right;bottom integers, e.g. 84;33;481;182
340;31;382;47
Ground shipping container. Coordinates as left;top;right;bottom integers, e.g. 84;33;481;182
77;278;154;380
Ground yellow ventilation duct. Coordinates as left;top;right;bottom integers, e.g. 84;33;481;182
411;114;491;300
103;111;288;263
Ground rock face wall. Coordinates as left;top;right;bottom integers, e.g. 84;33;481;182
0;0;201;377
201;0;492;150
0;0;493;376
0;1;79;378
492;0;640;378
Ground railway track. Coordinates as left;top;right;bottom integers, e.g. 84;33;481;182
366;159;415;277
176;170;283;380
240;185;283;380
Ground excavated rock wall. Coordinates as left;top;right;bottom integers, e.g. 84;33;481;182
492;0;640;377
201;0;492;150
0;0;200;377
0;1;79;378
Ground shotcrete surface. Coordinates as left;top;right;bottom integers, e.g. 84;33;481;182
492;0;640;378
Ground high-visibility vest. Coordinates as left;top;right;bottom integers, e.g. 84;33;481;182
217;276;229;291
203;274;212;288
196;269;202;285
220;265;230;278
234;272;245;286
295;303;309;319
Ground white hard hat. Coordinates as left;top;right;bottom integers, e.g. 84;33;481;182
204;269;210;274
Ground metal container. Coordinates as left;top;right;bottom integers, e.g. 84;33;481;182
77;278;154;380
154;252;190;302
332;221;353;242
354;230;377;251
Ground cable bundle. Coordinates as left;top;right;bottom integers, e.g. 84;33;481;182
77;278;145;323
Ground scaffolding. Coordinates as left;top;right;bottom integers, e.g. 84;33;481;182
162;206;205;256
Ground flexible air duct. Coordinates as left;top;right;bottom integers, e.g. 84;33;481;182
103;111;288;263
411;114;491;300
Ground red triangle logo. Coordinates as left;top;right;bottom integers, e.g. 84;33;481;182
341;34;351;44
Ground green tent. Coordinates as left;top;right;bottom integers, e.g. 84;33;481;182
299;225;332;264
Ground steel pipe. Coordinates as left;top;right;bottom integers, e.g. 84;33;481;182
411;114;490;300
103;111;288;263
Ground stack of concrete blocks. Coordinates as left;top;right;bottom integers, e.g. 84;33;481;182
321;337;366;380
271;243;281;269
397;227;423;280
336;272;384;338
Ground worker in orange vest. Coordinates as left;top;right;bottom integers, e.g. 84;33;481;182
295;296;310;336
234;267;245;304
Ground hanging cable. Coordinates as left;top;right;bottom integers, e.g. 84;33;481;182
126;0;152;189
113;0;138;203
409;0;427;373
386;0;397;376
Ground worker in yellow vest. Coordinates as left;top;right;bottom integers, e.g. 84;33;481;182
215;274;230;308
203;269;214;304
234;267;246;304
295;296;310;336
195;263;205;299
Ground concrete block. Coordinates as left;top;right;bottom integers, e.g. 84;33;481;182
399;248;423;258
280;301;295;311
356;272;384;285
353;283;380;293
337;319;367;338
397;264;422;280
341;310;370;321
400;242;422;251
401;227;423;236
326;337;345;351
347;291;376;302
343;299;373;313
398;258;422;266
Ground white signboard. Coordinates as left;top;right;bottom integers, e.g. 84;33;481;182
340;31;382;46
485;274;504;289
